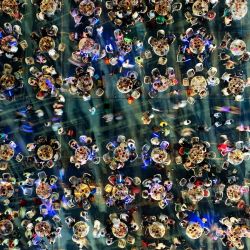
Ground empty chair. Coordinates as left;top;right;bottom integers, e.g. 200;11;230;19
172;2;182;11
144;76;151;84
147;10;155;19
15;153;24;162
36;12;45;21
187;96;195;104
151;68;160;77
108;11;116;20
3;22;12;33
207;67;217;76
195;62;203;72
186;68;195;78
182;78;189;86
105;1;113;9
142;190;149;199
38;171;47;182
131;90;140;99
94;7;102;16
185;27;194;38
144;50;152;59
235;141;244;149
95;88;104;96
157;29;165;39
23;187;33;196
148;90;158;98
158;57;167;65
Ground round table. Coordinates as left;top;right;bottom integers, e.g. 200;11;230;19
188;144;206;164
112;184;129;200
190;76;207;94
155;0;172;16
151;147;169;164
227;184;242;202
230;39;246;56
227;77;245;95
36;182;52;199
74;146;90;165
114;146;130;162
150;183;166;201
39;36;55;52
187;186;204;202
117;40;132;54
0;35;18;53
38;75;55;92
74;183;91;200
230;0;248;20
35;221;51;237
118;0;133;11
40;0;57;14
76;75;93;92
186;223;204;239
1;0;19;16
0;220;13;236
192;0;208;16
79;0;95;16
117;77;134;94
228;149;244;165
152;39;169;56
152;76;171;92
0;144;14;161
148;222;166;238
73;221;90;238
78;38;95;53
112;222;128;238
0;74;16;90
37;145;54;161
189;37;205;54
0;182;14;198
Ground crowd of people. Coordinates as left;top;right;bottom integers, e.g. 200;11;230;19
0;0;249;249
